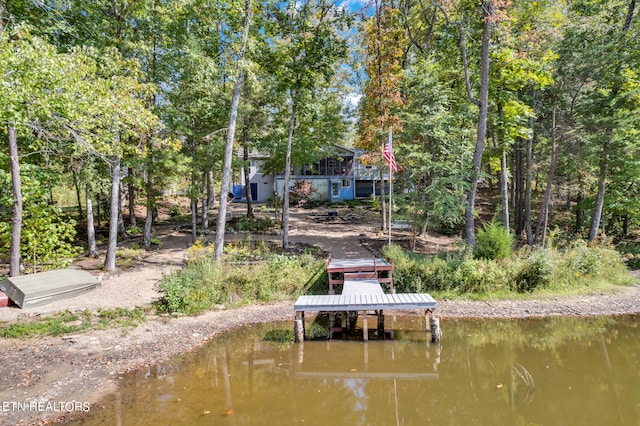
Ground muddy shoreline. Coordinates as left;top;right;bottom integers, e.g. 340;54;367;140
2;284;640;425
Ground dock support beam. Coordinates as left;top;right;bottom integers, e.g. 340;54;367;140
425;309;441;343
430;317;441;343
377;311;384;337
294;311;305;343
361;311;368;342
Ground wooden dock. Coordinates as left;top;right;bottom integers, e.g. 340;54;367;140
294;256;439;343
325;256;395;294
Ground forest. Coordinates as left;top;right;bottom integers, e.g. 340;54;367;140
1;0;639;280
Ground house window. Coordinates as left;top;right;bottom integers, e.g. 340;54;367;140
342;179;351;188
331;182;340;197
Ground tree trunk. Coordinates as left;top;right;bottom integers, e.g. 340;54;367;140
207;170;215;209
191;171;198;244
512;139;522;234
214;0;252;260
243;144;254;218
72;168;83;217
622;214;629;237
86;184;98;258
533;106;558;247
117;179;125;234
588;139;610;241
624;0;636;31
128;166;136;226
105;152;121;272
500;149;510;233
464;2;493;248
575;188;585;230
96;192;102;227
283;96;296;249
524;93;535;244
201;172;208;230
143;161;154;250
8;125;22;277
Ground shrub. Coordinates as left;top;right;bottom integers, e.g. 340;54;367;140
0;204;81;272
289;180;317;207
156;253;324;315
475;221;514;260
169;204;182;218
228;216;276;232
514;251;552;292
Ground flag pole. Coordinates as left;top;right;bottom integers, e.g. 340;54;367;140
388;128;393;247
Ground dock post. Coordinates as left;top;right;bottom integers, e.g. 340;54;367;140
377;311;385;338
294;311;305;343
430;316;441;343
341;312;348;337
362;311;368;342
329;313;336;339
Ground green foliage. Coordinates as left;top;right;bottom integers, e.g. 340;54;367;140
156;253;325;315
514;251;552;292
475;221;514;260
384;241;632;298
227;216;276;233
169;204;183;219
0;204;81;271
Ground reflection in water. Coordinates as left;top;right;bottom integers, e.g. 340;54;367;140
74;315;640;426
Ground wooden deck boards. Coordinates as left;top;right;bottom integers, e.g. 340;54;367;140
294;293;437;312
326;257;393;272
342;279;384;295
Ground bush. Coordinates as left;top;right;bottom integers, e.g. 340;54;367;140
228;216;276;232
514;251;552;292
386;240;632;298
0;204;82;272
289;180;317;207
156;253;324;315
475;221;514;260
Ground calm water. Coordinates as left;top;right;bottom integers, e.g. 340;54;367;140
75;315;640;425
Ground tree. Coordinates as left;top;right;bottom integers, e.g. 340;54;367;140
460;0;495;248
214;0;253;260
357;0;405;232
265;0;350;249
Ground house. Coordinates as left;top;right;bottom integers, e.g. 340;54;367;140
233;145;388;203
232;151;275;203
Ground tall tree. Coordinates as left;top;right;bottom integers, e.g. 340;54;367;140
460;0;495;248
357;0;405;232
213;0;253;261
266;0;350;249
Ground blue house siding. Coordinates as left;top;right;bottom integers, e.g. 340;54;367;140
275;176;355;202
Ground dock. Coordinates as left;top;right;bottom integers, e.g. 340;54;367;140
294;256;439;343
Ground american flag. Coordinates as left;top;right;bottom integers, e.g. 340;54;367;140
383;134;397;172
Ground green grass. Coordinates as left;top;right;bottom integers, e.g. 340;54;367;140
0;307;147;339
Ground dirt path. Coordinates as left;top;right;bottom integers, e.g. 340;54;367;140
1;204;639;425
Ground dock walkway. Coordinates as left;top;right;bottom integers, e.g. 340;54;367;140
294;256;439;343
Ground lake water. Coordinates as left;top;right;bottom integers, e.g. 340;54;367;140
73;314;640;425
